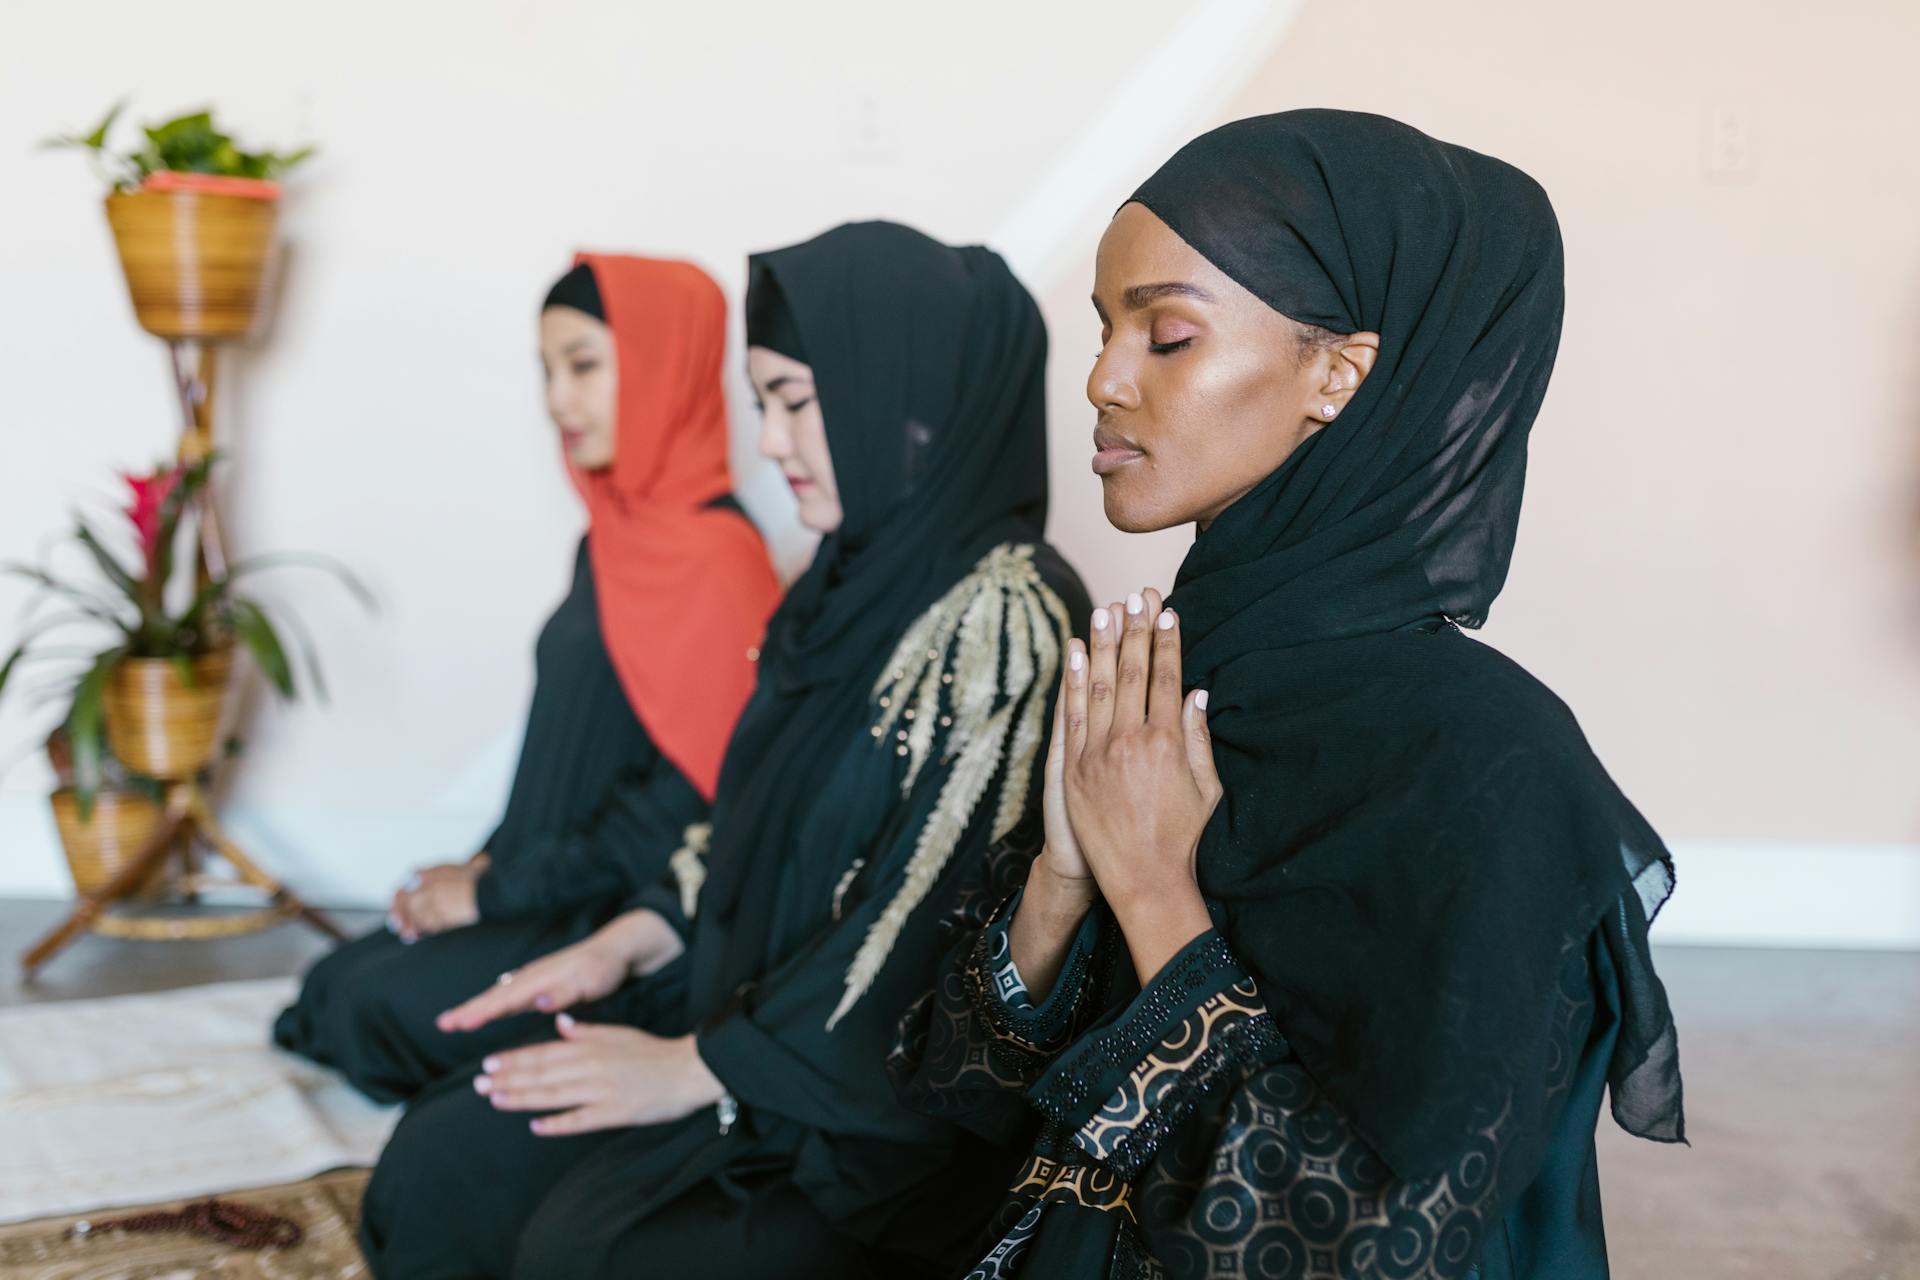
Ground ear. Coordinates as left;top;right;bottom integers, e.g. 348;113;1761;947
1324;332;1381;397
1309;332;1382;424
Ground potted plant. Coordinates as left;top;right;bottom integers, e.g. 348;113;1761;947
42;726;170;897
1;455;369;854
43;103;315;340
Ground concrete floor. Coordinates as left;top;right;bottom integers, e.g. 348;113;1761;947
2;901;1916;1277
1594;947;1920;1279
0;898;383;1008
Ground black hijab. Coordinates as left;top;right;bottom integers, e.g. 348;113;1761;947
690;221;1059;1010
541;262;604;320
1140;111;1684;1178
742;221;1051;696
744;271;806;363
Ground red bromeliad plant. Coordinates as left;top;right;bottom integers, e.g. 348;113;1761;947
0;455;370;814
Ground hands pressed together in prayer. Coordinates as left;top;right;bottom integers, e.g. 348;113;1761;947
433;908;723;1136
1015;588;1221;995
387;853;487;942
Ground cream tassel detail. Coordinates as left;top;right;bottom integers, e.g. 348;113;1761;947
827;543;1067;1030
669;822;713;920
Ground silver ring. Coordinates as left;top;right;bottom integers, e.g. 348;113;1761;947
496;970;517;986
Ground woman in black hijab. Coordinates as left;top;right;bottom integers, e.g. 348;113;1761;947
357;221;1091;1279
894;110;1684;1279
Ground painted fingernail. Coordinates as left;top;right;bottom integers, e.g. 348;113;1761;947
482;1056;500;1073
1069;648;1084;672
1126;593;1143;615
1157;609;1175;631
1195;690;1209;710
529;1119;546;1135
473;1074;493;1095
557;1013;575;1030
1092;607;1110;632
534;995;553;1011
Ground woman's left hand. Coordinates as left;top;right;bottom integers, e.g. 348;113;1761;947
390;863;482;942
474;1016;726;1137
1062;588;1223;981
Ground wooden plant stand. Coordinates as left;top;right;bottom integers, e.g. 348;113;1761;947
20;184;344;975
22;778;343;972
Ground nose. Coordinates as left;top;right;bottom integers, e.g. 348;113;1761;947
758;412;791;462
547;376;577;424
1087;346;1139;414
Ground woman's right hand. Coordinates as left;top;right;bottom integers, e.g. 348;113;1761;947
1037;676;1098;893
1004;683;1101;1002
434;909;682;1033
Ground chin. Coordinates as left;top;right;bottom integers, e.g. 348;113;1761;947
797;502;844;536
1100;478;1177;534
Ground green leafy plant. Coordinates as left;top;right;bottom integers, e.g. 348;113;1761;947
43;102;315;192
1;455;370;814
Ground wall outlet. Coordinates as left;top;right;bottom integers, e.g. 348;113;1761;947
1703;105;1757;183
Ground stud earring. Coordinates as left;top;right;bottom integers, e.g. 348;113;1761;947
1320;404;1338;420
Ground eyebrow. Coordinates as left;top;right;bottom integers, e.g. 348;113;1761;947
560;339;596;356
1091;281;1217;315
764;374;812;393
1126;281;1215;308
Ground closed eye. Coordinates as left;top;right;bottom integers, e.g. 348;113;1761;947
1148;338;1192;355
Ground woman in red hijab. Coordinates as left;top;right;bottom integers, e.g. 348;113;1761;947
275;255;781;1102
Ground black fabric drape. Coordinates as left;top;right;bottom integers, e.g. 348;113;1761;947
481;537;664;876
1127;110;1683;1178
692;221;1055;1013
477;500;742;917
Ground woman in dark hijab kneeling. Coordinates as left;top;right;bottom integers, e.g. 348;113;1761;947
360;222;1090;1279
894;110;1685;1280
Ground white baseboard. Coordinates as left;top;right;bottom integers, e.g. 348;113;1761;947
1645;839;1920;950
2;795;1915;950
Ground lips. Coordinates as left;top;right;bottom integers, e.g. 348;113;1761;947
1091;424;1145;477
786;474;815;493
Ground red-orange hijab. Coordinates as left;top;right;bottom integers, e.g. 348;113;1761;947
563;253;780;801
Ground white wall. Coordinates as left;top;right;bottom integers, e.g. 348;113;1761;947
2;0;1915;950
0;0;1297;905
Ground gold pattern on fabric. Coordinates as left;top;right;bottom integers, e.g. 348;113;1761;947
1009;1153;1136;1218
1073;977;1266;1162
828;543;1067;1029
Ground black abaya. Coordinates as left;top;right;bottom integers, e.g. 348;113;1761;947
274;537;707;1100
360;223;1091;1279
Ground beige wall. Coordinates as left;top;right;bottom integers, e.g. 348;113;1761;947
1041;0;1920;856
2;0;1914;934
